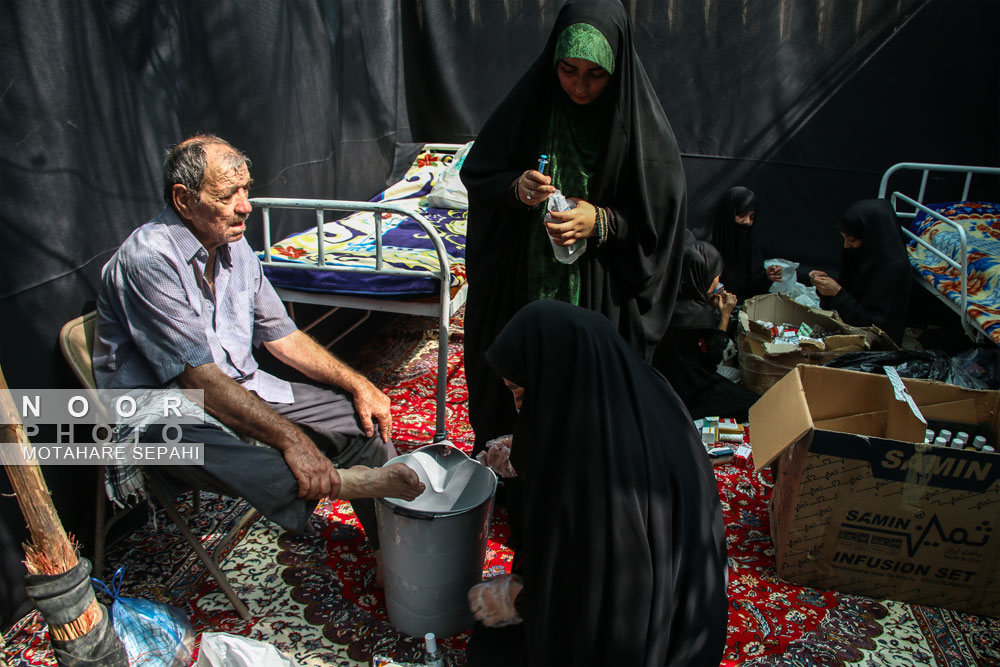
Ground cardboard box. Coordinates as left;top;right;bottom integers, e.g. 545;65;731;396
749;364;1000;616
738;294;896;394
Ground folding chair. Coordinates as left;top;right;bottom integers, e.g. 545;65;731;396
59;311;253;620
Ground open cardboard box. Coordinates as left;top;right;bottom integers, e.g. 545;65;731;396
738;294;897;394
749;364;1000;616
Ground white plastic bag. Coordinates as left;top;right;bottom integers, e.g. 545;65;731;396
766;258;821;308
426;141;473;209
196;632;301;667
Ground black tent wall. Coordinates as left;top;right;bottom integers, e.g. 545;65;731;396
0;0;996;629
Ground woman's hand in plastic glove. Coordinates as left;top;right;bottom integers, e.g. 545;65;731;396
468;574;524;627
476;435;517;478
766;264;783;282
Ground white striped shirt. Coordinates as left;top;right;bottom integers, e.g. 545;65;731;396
94;207;297;403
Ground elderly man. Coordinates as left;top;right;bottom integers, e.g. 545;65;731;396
94;134;423;580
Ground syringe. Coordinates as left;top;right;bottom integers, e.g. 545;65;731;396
537;154;549;175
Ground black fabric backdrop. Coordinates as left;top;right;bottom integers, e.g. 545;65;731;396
0;0;996;629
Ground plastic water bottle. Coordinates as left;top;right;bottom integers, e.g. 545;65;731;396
535;153;586;264
545;190;587;264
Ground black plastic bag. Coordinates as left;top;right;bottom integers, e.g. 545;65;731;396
823;349;986;389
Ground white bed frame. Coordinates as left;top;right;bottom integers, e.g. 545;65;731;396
878;162;1000;343
250;188;467;443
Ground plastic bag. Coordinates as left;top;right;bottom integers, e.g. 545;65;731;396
766;258;820;308
951;346;1000;389
426;141;473;209
197;632;301;667
92;568;194;667
823;349;987;389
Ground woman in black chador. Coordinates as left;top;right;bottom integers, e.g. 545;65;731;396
809;198;911;345
466;300;728;667
710;186;782;302
460;0;687;453
653;240;760;421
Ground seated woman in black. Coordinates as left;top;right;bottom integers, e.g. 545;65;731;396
653;240;760;421
711;186;782;303
808;198;911;345
466;300;727;667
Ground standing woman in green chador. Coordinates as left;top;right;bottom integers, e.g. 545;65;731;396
461;0;688;454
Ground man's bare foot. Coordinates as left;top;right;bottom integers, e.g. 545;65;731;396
337;463;425;501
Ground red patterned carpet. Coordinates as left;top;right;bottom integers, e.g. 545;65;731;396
3;313;998;666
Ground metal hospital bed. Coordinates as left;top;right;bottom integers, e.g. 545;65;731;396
250;144;468;442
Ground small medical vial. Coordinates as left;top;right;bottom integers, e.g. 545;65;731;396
939;429;952;441
934;436;948;447
949;438;963;449
972;435;987;451
983;445;996;454
924;429;935;443
424;632;443;667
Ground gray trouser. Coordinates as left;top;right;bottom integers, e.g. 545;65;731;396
142;381;388;547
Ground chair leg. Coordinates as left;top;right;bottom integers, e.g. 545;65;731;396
146;481;251;621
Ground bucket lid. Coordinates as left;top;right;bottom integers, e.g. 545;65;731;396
380;442;497;517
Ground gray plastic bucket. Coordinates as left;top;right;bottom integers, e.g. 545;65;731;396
376;442;498;637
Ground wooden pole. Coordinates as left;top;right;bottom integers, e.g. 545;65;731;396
0;365;100;640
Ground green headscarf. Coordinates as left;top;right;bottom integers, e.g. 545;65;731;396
553;23;615;74
525;22;616;304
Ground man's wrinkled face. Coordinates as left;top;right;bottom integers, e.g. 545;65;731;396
182;144;253;251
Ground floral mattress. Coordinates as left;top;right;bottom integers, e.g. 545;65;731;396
907;200;1000;345
261;147;467;298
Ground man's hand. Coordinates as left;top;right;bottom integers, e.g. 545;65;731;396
176;362;342;499
265;330;393;441
283;438;342;499
351;378;392;442
766;264;783;282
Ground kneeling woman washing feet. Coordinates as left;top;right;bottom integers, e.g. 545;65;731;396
466;300;728;667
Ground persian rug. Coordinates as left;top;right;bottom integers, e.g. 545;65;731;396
4;312;999;666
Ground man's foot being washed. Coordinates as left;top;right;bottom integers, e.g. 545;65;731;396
338;462;424;501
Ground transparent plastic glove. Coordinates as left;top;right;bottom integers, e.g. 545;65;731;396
468;573;524;627
475;435;516;478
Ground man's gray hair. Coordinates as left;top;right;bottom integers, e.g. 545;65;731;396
162;134;251;205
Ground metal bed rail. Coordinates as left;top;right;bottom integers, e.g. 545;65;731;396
250;197;462;442
878;162;1000;343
